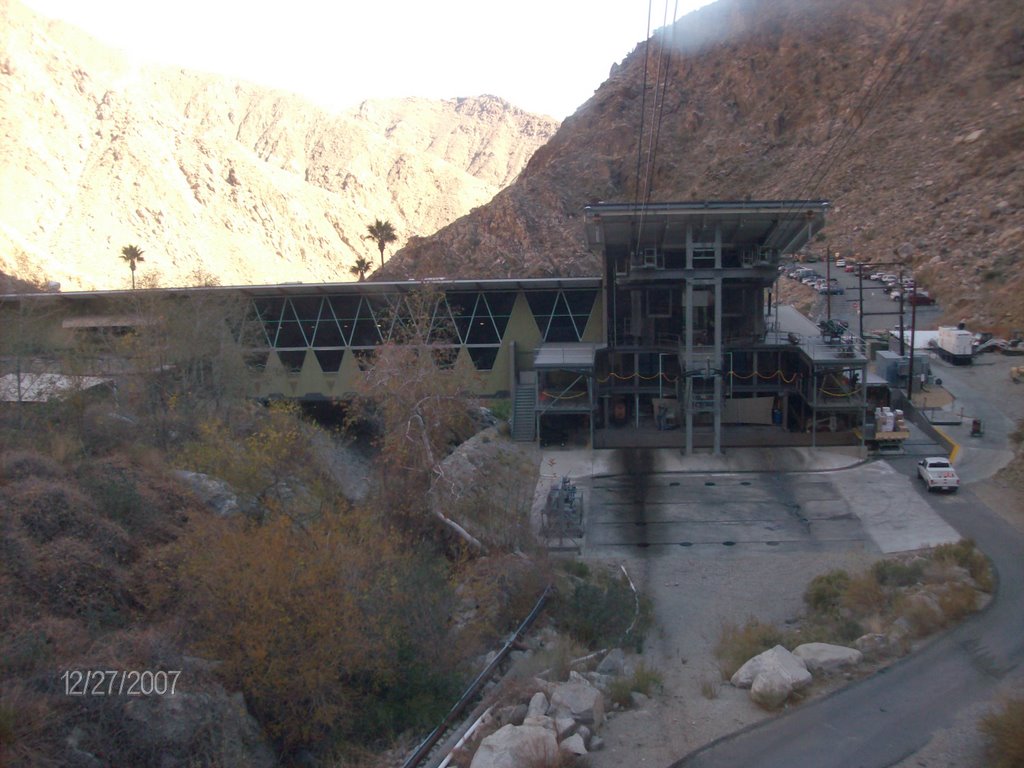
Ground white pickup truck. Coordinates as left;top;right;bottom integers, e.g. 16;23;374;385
917;457;959;492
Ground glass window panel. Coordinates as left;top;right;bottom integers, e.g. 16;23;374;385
277;350;306;373
431;297;461;344
314;349;345;373
350;298;382;346
467;311;499;344
547;314;578;342
447;292;476;343
290;296;321;320
564;289;597;317
312;317;344;347
276;320;307;347
467;346;499;370
526;291;557;321
482;291;516;338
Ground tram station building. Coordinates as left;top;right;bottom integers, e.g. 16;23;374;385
1;201;869;452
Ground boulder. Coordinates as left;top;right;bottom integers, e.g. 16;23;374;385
172;470;243;517
550;678;605;727
854;633;891;658
522;714;555;733
792;642;863;674
732;645;811;708
559;732;588;756
750;671;794;709
597;648;625;675
554;714;576;738
469;724;558;768
730;645;810;690
526;691;548;718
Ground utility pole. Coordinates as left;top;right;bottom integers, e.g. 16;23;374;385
825;242;832;321
857;264;865;341
907;294;918;400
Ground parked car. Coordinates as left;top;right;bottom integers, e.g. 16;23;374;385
906;292;936;306
835;259;846;267
819;284;845;294
917;457;959;492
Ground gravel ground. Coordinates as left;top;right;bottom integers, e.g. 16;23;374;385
584;548;878;767
575;354;1024;767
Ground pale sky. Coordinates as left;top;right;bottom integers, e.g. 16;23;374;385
21;0;718;119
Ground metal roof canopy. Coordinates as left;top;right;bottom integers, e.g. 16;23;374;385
2;276;604;304
534;343;604;370
583;200;829;255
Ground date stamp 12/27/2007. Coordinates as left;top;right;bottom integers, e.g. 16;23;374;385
61;670;181;696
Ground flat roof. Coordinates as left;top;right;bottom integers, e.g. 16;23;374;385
534;343;604;369
584;200;829;255
0;373;111;402
1;276;603;304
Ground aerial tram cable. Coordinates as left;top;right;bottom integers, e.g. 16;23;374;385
777;0;948;239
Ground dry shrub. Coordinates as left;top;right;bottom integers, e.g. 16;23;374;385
980;696;1024;768
0;451;64;484
931;539;993;592
841;572;889;618
527;635;590;682
73;453;189;543
700;676;720;700
715;618;786;679
871;557;924;587
12;478;97;544
179;508;461;756
803;569;850;615
0;683;60;768
897;592;946;638
35;537;133;629
451;553;551;656
937;583;980;622
0;617;89;678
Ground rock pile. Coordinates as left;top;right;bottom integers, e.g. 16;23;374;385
469;672;606;767
731;642;863;709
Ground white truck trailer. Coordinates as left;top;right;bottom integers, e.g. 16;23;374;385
935;326;974;365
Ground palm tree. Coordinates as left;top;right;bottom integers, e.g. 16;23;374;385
120;244;145;289
364;219;397;268
349;256;373;282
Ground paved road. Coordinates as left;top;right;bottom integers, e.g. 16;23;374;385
670;480;1024;768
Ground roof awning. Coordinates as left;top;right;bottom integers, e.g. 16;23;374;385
533;343;603;370
0;373;113;402
61;315;151;329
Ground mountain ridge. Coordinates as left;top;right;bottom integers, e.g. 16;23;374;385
382;0;1024;330
0;0;558;290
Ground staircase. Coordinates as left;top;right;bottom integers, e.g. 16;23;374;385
512;384;536;442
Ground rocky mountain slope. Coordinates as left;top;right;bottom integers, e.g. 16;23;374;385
0;0;558;290
382;0;1023;330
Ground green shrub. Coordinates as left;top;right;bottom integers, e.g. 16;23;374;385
629;661;662;696
560;560;590;579
715;618;786;679
606;663;661;709
487;399;512;422
980;696;1024;768
804;569;851;615
553;567;650;651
